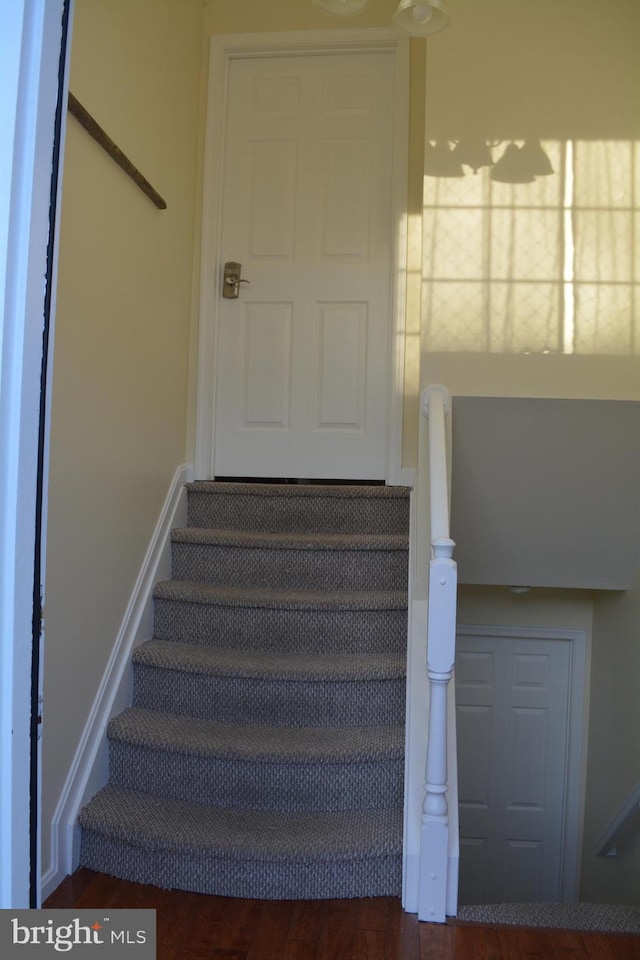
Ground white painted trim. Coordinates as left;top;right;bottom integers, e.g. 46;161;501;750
385;33;409;488
445;672;459;917
0;0;67;909
36;0;74;911
194;28;410;483
398;466;416;490
456;623;590;902
403;411;431;913
594;776;640;857
40;463;194;903
403;593;429;914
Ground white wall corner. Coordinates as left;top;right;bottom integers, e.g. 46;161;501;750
0;0;68;909
395;466;416;490
40;463;194;903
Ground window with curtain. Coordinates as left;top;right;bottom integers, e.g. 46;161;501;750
423;140;639;355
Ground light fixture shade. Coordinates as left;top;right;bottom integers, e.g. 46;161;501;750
312;0;369;15
520;139;554;176
393;0;450;36
490;144;536;184
451;138;494;174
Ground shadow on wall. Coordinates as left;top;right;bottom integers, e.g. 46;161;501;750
422;138;639;358
421;0;640;361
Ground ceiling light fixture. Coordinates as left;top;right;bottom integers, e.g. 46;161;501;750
312;0;369;15
519;138;555;177
490;143;537;184
393;0;450;36
426;140;555;182
451;138;495;174
313;0;451;35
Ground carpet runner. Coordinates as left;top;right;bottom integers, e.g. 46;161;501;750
78;481;410;899
456;902;640;934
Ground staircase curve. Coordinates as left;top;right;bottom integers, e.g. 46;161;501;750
78;480;411;899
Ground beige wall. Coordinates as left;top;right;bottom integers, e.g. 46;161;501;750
426;1;640;904
203;0;405;34
457;585;594;636
580;572;640;904
42;0;203;878
41;0;640;904
420;0;640;427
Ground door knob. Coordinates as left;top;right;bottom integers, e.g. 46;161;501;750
223;261;250;299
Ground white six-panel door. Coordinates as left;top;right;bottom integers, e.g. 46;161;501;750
213;50;396;479
455;631;572;904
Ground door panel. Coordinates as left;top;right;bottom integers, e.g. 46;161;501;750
456;633;571;905
242;303;292;428
214;52;395;479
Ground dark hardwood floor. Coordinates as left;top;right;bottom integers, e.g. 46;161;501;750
44;870;640;960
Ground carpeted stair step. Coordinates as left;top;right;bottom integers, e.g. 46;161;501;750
132;639;406;726
456;902;640;934
79;784;403;900
152;581;408;654
108;707;404;813
186;481;410;534
79;481;410;899
171;528;409;591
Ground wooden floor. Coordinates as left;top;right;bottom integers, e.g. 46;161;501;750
44;870;639;960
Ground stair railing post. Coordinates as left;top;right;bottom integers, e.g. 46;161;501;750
418;386;457;923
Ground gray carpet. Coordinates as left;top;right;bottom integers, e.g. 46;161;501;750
79;481;410;899
457;902;640;933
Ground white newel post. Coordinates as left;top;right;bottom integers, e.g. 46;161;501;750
418;387;457;923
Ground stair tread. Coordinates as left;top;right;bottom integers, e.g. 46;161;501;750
109;706;404;762
172;527;409;551
80;784;402;860
153;579;408;609
133;638;406;681
187;481;410;501
82;478;410;899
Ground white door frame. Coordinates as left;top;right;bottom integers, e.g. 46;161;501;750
456;623;591;902
194;29;409;484
0;0;70;908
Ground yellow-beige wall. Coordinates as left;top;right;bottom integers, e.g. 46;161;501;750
423;0;640;903
421;0;640;415
42;0;204;879
42;0;640;902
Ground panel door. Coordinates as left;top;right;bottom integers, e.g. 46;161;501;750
213;51;395;479
455;633;571;904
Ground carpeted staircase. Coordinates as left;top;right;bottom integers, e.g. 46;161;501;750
79;480;410;899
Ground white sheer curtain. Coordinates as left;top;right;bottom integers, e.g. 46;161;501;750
573;140;638;354
423;140;638;355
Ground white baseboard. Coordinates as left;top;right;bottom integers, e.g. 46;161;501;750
40;463;194;904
